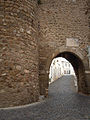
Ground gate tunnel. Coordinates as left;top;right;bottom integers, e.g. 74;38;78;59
39;51;89;96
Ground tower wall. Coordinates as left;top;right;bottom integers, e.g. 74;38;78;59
0;0;39;107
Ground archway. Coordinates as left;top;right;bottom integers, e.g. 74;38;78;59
49;57;77;90
45;51;88;95
39;46;90;96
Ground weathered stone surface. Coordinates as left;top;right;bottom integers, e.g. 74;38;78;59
16;65;22;71
0;0;39;108
0;0;90;108
24;69;30;74
38;0;90;95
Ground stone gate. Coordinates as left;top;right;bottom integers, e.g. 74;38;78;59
0;0;90;108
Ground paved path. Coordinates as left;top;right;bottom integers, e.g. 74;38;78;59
0;75;90;120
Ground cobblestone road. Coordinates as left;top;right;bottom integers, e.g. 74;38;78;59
0;75;90;120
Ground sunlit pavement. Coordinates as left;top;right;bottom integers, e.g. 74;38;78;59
0;75;90;120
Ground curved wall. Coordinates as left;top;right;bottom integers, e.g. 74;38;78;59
0;0;39;107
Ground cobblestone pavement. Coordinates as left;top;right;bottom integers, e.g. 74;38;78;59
0;75;90;120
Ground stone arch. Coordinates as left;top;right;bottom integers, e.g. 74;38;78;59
46;47;85;70
44;47;89;95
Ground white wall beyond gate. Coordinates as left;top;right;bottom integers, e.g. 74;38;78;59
49;57;76;84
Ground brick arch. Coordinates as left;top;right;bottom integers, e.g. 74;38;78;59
44;47;89;95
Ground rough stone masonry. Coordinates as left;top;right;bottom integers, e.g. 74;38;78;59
0;0;90;108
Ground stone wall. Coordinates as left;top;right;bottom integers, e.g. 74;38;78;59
0;0;39;108
38;0;90;94
0;0;90;108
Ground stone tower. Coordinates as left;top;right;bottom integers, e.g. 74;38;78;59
0;0;39;107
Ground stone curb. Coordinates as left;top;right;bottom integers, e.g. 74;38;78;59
0;100;45;110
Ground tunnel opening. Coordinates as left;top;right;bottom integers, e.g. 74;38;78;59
49;57;78;90
49;57;78;91
47;52;88;94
